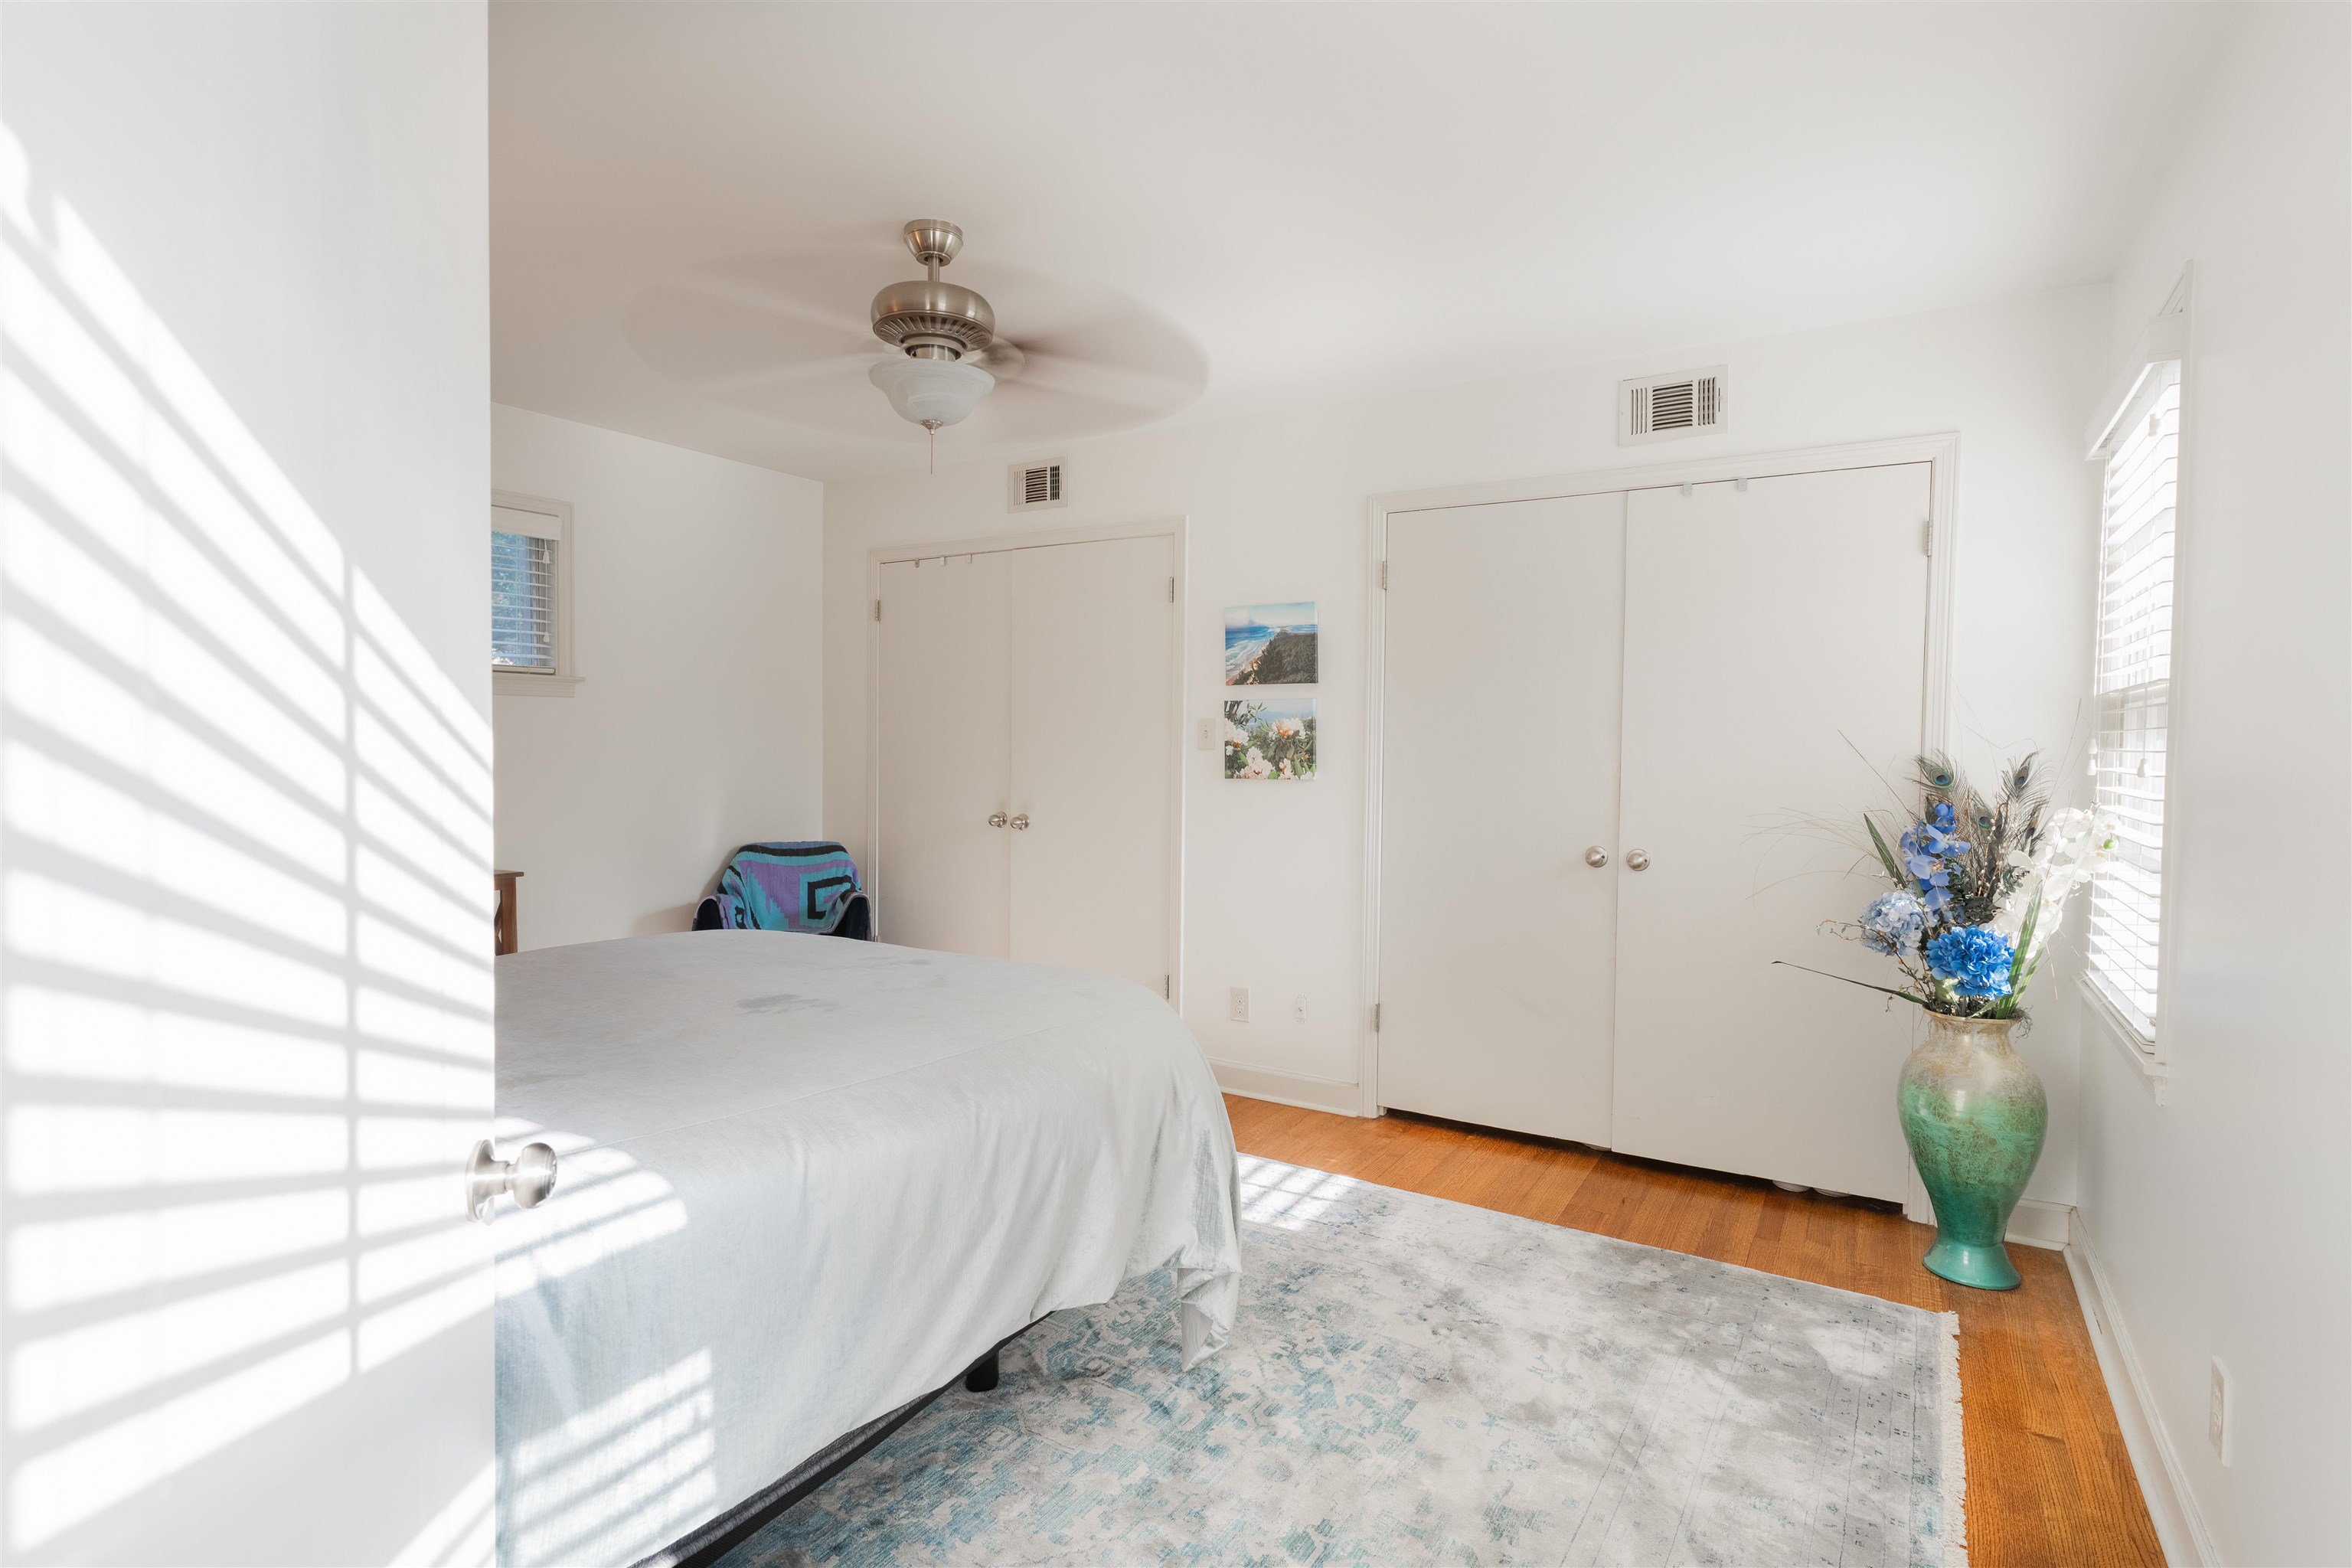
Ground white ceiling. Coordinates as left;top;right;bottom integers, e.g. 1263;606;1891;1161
491;2;2230;481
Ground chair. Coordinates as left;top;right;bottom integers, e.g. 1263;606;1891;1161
693;841;872;939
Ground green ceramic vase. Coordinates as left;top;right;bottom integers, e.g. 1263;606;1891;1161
1897;1012;2047;1291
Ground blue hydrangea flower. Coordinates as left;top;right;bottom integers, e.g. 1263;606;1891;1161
1859;890;1927;955
1926;926;2014;998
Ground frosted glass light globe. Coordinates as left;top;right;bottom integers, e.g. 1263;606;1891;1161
869;356;994;428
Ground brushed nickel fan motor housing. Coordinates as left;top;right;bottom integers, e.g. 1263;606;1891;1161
871;220;995;361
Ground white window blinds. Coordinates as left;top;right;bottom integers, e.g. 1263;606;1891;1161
491;529;557;671
2086;363;2179;1044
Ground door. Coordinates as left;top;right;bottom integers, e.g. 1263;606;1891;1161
877;553;1013;955
1008;537;1175;992
1377;494;1626;1143
1611;465;1932;1200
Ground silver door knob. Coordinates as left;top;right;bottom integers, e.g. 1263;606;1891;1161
988;812;1008;828
1625;849;1651;871
466;1138;557;1223
1584;846;1609;868
1009;813;1030;831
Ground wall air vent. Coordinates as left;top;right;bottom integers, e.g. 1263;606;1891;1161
1618;366;1726;446
1008;459;1067;512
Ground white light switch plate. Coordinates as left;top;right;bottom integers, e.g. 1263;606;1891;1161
1197;717;1216;750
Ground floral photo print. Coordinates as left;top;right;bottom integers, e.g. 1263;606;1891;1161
1225;697;1315;780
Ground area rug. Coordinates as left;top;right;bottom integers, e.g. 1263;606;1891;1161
722;1156;1965;1566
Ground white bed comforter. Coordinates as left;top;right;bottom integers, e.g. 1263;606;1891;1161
492;932;1241;1568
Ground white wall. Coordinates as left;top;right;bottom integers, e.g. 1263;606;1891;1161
2073;8;2352;1565
825;284;2108;1209
2;4;494;1563
492;404;825;949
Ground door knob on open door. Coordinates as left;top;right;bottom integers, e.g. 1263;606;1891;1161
988;812;1008;828
466;1138;557;1223
1009;813;1030;830
1584;846;1609;868
1625;849;1651;871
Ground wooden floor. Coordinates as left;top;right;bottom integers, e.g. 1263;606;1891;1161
1226;1096;2163;1568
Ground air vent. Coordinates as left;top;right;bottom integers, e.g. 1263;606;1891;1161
1008;459;1067;512
1619;366;1726;446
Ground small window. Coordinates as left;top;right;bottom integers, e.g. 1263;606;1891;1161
491;495;577;694
2086;362;2179;1047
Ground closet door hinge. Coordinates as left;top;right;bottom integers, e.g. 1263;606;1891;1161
1162;974;1171;998
874;599;883;622
1379;560;1389;590
1168;577;1175;603
1371;1001;1382;1031
1920;519;1934;557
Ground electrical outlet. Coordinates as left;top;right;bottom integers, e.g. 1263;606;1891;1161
2209;1359;2232;1464
1293;993;1308;1025
1227;987;1249;1023
1197;717;1216;750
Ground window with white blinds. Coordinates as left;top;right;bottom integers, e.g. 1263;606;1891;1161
491;528;557;671
2086;363;2179;1045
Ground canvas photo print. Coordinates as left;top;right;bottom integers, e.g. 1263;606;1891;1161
1225;697;1316;781
1223;602;1318;685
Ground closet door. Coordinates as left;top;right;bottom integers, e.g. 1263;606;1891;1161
1008;536;1174;993
1377;494;1625;1143
1612;464;1932;1200
877;552;1011;955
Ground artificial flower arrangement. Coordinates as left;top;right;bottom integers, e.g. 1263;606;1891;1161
1787;752;2121;1018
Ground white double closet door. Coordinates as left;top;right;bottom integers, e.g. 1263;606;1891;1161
876;534;1174;995
1378;464;1931;1200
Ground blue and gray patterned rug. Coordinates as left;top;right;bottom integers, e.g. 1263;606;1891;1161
724;1156;1965;1566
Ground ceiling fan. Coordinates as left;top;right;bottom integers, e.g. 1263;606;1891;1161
866;219;1018;440
622;220;1209;463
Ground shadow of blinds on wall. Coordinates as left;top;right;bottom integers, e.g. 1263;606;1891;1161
0;128;495;1562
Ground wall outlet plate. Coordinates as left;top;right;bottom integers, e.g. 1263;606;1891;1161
1197;717;1216;750
1292;993;1308;1025
1227;986;1249;1023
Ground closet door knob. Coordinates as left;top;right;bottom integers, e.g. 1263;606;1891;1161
1010;814;1030;831
1584;846;1609;868
1625;849;1651;871
988;812;1008;828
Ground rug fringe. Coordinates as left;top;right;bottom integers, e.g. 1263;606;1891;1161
1938;1310;1968;1567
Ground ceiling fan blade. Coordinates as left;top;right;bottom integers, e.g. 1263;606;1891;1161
1000;348;1200;411
690;351;884;398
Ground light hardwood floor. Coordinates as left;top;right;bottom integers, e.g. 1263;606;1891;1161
1225;1095;2164;1568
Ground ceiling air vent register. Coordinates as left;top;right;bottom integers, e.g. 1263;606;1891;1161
1619;366;1726;446
1009;459;1067;512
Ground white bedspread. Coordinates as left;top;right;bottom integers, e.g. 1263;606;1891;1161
492;932;1241;1568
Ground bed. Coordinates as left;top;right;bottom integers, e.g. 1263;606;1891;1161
491;931;1243;1568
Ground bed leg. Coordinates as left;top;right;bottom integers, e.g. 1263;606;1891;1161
962;1348;1000;1393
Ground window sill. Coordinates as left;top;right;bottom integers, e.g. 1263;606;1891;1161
494;671;583;698
2079;978;2168;1104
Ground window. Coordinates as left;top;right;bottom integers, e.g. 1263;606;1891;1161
2086;361;2179;1045
491;495;577;693
492;528;555;670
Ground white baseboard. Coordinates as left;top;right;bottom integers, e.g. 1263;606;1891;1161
2006;1197;2073;1251
2064;1217;2219;1566
1208;1060;1367;1117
